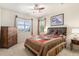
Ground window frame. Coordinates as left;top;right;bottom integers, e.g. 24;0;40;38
15;16;32;32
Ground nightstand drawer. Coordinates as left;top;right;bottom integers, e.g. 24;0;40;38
72;40;79;45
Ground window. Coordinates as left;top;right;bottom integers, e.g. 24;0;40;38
39;17;46;34
16;17;31;32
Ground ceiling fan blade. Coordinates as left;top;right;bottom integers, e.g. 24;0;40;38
39;7;45;10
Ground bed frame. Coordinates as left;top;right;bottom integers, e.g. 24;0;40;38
47;27;67;36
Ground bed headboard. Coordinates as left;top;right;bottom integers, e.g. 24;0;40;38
47;27;67;36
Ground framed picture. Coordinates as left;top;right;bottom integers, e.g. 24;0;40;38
50;13;64;26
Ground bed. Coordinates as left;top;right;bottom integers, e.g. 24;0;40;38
24;27;67;56
24;35;49;55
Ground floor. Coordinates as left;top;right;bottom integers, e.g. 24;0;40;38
57;48;79;56
0;42;79;56
0;43;34;56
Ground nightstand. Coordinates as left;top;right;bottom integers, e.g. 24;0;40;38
70;38;79;50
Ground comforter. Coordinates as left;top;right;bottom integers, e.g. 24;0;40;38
24;36;65;56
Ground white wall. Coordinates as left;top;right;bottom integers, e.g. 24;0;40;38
0;8;38;43
45;4;79;48
1;8;15;26
0;8;1;26
46;4;79;27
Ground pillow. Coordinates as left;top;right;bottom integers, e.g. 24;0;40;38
39;35;44;38
53;34;59;38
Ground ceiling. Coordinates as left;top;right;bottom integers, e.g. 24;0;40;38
0;3;77;17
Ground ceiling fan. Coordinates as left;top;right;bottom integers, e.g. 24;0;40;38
34;4;45;10
32;4;45;13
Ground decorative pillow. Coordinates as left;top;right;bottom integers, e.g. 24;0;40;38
39;34;46;38
53;34;59;38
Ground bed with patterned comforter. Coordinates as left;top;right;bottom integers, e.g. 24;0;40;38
24;34;66;56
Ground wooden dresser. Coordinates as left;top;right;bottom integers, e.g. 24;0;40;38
0;26;17;48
